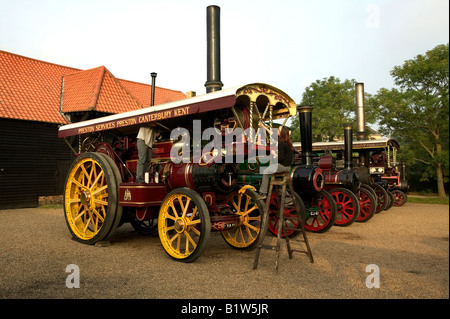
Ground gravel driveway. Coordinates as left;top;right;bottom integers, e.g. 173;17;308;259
0;203;448;301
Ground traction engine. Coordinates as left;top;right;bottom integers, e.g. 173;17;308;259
62;84;298;263
314;124;377;225
287;106;337;233
259;106;336;236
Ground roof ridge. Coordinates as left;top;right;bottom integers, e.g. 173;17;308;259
117;78;185;94
89;66;106;110
103;68;144;109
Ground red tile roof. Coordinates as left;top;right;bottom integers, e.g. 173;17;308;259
0;50;187;124
119;79;186;107
0;51;79;123
61;66;143;113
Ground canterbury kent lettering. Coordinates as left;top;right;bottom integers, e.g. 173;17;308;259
77;106;190;135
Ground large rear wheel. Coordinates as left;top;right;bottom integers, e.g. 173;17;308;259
63;152;120;244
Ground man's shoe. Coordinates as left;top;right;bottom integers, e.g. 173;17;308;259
258;193;267;200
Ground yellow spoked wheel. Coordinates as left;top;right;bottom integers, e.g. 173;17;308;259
64;152;120;244
158;188;211;262
221;188;265;250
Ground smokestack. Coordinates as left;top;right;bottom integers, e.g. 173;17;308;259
298;106;314;166
401;161;407;181
151;72;157;106
205;5;223;93
343;123;353;170
355;82;366;140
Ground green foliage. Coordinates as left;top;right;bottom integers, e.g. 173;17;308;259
293;44;448;196
291;76;376;143
373;43;449;196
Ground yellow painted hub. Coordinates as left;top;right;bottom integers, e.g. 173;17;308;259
174;218;187;233
158;193;202;259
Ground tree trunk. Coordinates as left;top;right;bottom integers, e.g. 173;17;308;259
435;141;447;198
436;163;446;197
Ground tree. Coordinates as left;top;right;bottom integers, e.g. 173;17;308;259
373;43;449;197
291;76;376;142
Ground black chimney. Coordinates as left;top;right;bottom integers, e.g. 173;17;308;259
205;5;223;93
401;161;407;181
151;72;157;106
298;106;314;166
343;123;353;170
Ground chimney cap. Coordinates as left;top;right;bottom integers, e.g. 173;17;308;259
297;105;314;112
343;123;353;129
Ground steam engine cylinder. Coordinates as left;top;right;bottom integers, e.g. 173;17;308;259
397;179;409;192
322;169;360;194
163;162;238;194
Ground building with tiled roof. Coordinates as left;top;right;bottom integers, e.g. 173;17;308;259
0;50;186;209
0;50;186;124
60;66;143;115
0;51;79;123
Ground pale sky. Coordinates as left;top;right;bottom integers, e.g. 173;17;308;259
1;0;449;103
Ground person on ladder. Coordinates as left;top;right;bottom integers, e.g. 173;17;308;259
258;124;294;200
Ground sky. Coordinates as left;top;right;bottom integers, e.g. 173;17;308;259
1;0;449;104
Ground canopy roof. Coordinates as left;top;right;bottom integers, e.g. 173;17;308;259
58;83;297;138
293;137;401;152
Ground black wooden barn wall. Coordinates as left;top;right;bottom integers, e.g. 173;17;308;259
0;118;73;209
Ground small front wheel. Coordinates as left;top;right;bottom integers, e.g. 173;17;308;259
391;189;407;206
304;190;337;233
356;185;377;222
372;184;388;213
221;188;265;250
268;192;306;238
158;188;211;262
330;188;360;227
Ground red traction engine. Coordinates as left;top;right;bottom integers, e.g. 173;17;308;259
279;106;337;234
384;160;409;206
315;124;377;225
373;146;409;207
60;84;301;263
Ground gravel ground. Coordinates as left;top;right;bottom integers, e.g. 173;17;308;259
0;203;448;301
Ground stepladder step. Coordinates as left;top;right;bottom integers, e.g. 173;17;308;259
253;171;314;271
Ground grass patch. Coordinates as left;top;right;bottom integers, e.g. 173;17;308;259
38;204;63;209
38;195;63;209
408;196;449;205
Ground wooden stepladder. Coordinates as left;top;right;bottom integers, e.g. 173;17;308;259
253;172;314;272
